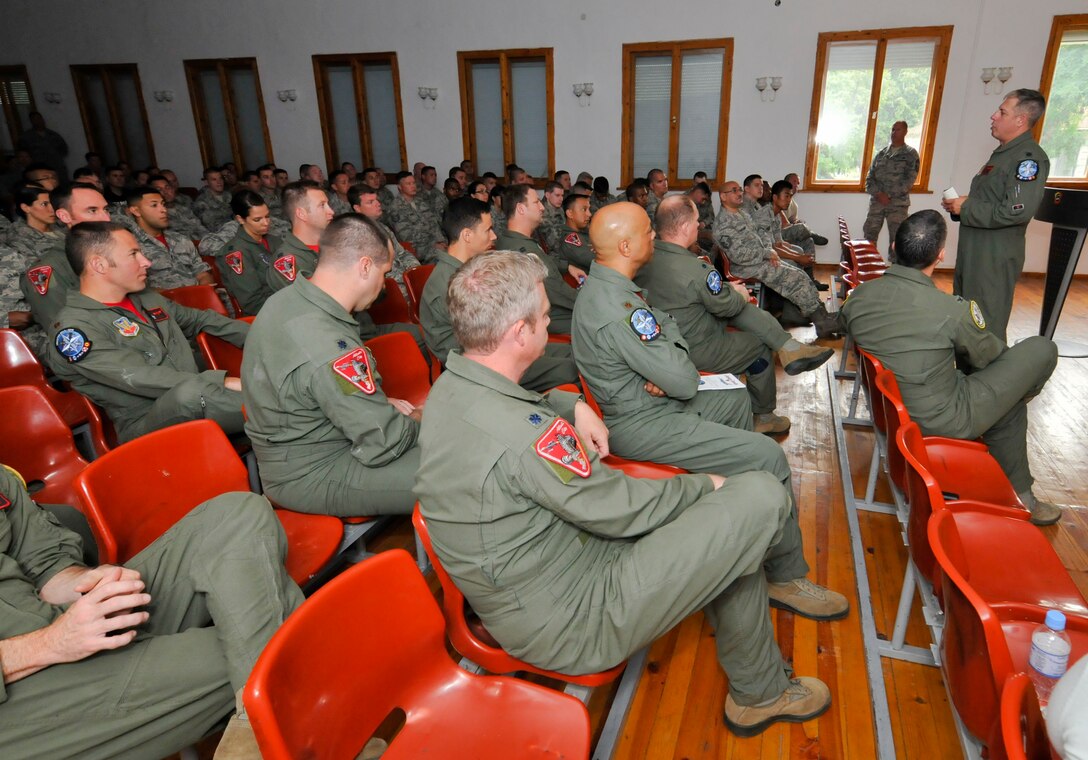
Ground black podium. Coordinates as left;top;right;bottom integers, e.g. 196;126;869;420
1034;187;1088;357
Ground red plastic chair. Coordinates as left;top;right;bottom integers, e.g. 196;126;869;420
403;264;434;323
929;509;1088;746
161;284;230;317
1000;672;1054;760
245;549;591;760
72;420;341;587
364;332;430;408
195;316;255;375
0;385;91;506
367;277;414;325
0;329;113;457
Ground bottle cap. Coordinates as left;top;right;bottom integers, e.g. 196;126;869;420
1045;609;1067;631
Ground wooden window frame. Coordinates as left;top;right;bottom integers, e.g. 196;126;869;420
70;63;156;166
183;58;273;172
803;26;953;193
620;38;733;190
0;65;36;148
457;48;555;188
312;52;408;176
1036;13;1088;189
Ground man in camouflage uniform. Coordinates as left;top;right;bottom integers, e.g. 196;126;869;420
150;174;208;242
1;242;47;355
327;170;352;216
645;169;669;224
538;181;566;251
715;181;839;338
126;187;213;290
362;167;396;211
863;121;919;248
192;167;233;232
590;177;615;215
385;172;446;264
417;165;447;219
6;184;63;265
349;184;420;301
257;165;285;220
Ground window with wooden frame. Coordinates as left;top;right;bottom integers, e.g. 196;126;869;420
458;49;554;183
0;65;36;156
70;64;156;167
621;39;733;190
804;26;953;192
1037;14;1088;187
313;53;407;176
184;58;273;172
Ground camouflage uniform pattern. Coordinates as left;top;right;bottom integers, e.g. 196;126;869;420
385;196;445;264
328;193;352;217
0;243;48;355
4;219;62;265
260;188;285;220
538;202;566;251
490;205;507;236
132;226;211;290
589;192;616;215
378;220;421;300
166;201;209;242
417;186;447;220
714;208;821;315
863;144;920;244
192;189;234;232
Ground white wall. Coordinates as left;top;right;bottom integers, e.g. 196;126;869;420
4;0;1084;271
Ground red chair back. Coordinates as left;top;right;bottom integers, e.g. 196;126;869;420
0;328;42;387
0;385;90;505
1000;673;1052;760
856;348;888;436
161;284;229;316
578;373;604;417
897;420;945;581
367;277;414;325
364;332;431;408
875;370;908;493
201;255;224;286
403;265;435;323
245;549;591;760
196;316;255;376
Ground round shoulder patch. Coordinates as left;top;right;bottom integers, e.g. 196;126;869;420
629;307;661;342
1016;160;1039;182
55;328;92;363
706;269;723;295
969;300;986;330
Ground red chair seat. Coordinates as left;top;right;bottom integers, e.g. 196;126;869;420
364;332;430;408
0;385;90;506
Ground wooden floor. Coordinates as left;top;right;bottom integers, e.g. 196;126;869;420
332;270;1087;760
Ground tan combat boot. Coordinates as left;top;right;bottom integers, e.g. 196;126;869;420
767;577;849;620
754;412;791;435
724;677;832;737
776;342;835;376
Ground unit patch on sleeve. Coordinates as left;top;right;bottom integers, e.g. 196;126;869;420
147;307;169;322
0;490;9;509
969;300;986;330
534;418;591;482
274;254;297;282
564;232;582;247
55;327;91;363
629;308;661;342
706;270;723;295
112;316;140;337
1016;160;1039;181
27;265;52;295
331;347;376;395
225;250;244;275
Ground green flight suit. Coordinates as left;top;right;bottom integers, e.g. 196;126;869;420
493;229;577;334
19;235;75;336
418;249;578;392
571;265;797;495
48;291;248;443
414;353;802;704
0;467;302;760
840;264;1056;492
551;224;595;271
635;240;791;415
215;227;280;316
242;277;420;516
953;131;1050;342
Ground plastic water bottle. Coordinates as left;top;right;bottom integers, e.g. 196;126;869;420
1028;609;1072;705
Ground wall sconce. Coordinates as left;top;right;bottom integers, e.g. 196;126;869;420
981;67;995;94
756;77;781;102
755;77;768;101
276;89;297;103
153;90;174;103
43;92;62;104
996;67;1013;93
417;87;437;109
769;76;782;101
573;83;594;106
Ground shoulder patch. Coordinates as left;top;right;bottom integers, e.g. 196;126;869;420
970;300;986;330
629;308;661;342
331;347;376;395
225;250;244;275
564;232;582;247
0;490;9;510
1016;160;1039;182
535;418;591;481
112;316;140;337
706;269;723;295
274;254;297;282
27;265;52;295
55;328;91;363
147;307;169;322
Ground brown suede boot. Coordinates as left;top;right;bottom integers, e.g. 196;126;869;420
724;677;832;737
768;577;849;620
776;342;835;376
807;303;842;340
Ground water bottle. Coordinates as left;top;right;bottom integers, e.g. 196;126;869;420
1028;609;1071;705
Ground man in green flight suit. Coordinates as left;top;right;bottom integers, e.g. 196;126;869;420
242;214;421;517
48;222;248;443
419;197;577;392
942;89;1049;342
635;196;833;435
550;193;596;272
0;464;302;759
415;250;843;737
841;210;1061;525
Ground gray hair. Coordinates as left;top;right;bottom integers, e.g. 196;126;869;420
1008;89;1046;127
448;251;548;354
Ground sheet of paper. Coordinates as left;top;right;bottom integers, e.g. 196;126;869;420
696;373;746;391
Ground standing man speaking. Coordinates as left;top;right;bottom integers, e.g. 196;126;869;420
942;89;1049;342
863;121;919;248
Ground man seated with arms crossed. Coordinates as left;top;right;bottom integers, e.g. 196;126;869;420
0;464;302;759
49;222;248;443
126;186;214;290
193;166;234;232
420;197;577;392
715;181;839;339
636;197;833;435
415;250;842;737
243;215;420;517
741;175;822;289
840;210;1061;525
384;171;446;264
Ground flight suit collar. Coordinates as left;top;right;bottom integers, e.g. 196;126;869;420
993;130;1035;156
589;262;643;296
445;351;542;403
434;248;463;270
280;232;313;254
293;275;359;328
882;264;937;289
501;229;538;247
653;239;694;258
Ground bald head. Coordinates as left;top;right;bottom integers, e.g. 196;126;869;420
655;196;698;244
588;202;655;276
